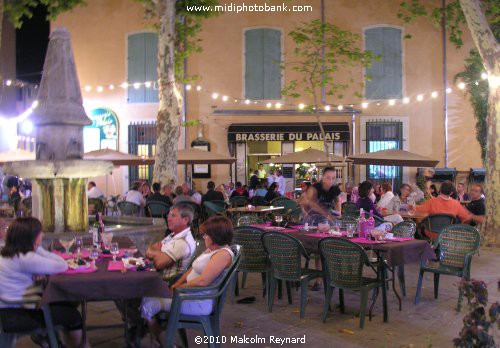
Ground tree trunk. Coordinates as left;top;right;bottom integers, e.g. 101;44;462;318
153;0;182;185
459;0;500;246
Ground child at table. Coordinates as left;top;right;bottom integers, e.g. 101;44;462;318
0;217;91;348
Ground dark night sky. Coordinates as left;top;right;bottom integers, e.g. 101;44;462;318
16;5;49;84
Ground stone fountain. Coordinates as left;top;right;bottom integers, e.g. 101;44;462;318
3;28;112;233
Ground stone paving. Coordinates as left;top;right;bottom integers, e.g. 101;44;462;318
16;247;499;348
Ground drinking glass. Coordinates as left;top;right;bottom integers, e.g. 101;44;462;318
407;197;415;216
110;242;119;261
102;232;114;250
75;236;83;255
275;215;283;226
393;200;401;214
331;220;341;235
346;223;356;238
89;248;99;266
59;237;75;254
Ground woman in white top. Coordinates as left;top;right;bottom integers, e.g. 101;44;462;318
141;215;234;345
377;182;395;210
0;218;90;348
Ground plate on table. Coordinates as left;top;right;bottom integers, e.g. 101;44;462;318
67;259;91;270
122;257;145;269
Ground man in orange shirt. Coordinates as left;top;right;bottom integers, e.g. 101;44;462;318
416;181;472;239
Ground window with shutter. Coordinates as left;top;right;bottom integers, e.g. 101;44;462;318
127;32;159;103
364;27;402;100
244;28;282;100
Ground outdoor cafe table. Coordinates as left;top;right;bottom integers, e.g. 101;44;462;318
41;237;170;344
227;205;285;214
382;210;428;223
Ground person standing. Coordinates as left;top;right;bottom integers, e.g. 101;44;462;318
275;170;286;196
248;170;260;191
301;167;341;220
266;170;276;187
257;164;267;179
456;183;470;202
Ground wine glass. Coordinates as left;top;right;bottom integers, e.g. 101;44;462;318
275;214;283;226
407;197;416;216
75;236;83;256
110;242;119;261
346;223;356;238
330;220;341;235
89;248;99;267
59;237;75;255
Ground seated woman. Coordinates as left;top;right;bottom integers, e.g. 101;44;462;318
0;217;90;348
356;181;383;218
264;182;280;202
141;216;234;346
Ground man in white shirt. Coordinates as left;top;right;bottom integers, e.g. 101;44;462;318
125;181;145;207
87;181;104;199
377;182;394;210
267;170;276;187
275;170;286;196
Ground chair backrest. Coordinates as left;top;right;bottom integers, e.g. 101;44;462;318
181;201;202;234
230;196;248;207
233;226;269;272
117;201;140;216
237;215;264;226
423;214;456;234
203;201;226;217
391;220;417;238
146;201;171;218
270;197;298;211
22;197;32;210
261;232;308;281
342;201;358;217
319;237;369;289
212;245;241;317
286;205;303;224
251;196;268;206
437;224;480;269
187;239;205;268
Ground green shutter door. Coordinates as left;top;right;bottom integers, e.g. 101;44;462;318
128;34;146;103
144;33;159;103
245;29;265;100
365;28;384;100
382;28;402;99
263;29;281;100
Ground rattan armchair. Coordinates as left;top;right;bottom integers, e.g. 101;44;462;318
418;214;456;242
117;201;140;216
319;237;386;329
261;232;322;319
146;201;171;218
203;200;227;218
390;220;417;298
415;224;480;311
236;215;265;226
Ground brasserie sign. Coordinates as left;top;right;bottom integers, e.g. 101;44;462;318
233;132;342;142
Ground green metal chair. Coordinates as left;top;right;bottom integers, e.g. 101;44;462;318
236;215;265;226
390;220;417;298
415;224;480;311
261;232;322;319
341;201;358;217
117;201;140;216
146;201;171;218
319;237;385;329
229;196;248;208
183;201;203;236
418;214;456;242
270;197;298;212
285;205;303;224
88;198;106;215
203;200;227;218
233;226;270;298
162;245;241;348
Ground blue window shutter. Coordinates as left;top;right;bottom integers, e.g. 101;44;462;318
144;33;159;103
245;29;264;100
245;28;281;100
263;29;281;100
127;32;159;103
365;27;402;100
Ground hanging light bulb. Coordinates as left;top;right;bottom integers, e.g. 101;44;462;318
120;82;129;89
458;82;466;90
222;95;228;101
133;83;141;90
84;85;92;92
298;103;305;110
417;94;424;101
5;80;12;86
388;99;395;106
361;102;368;109
324;105;331;111
266;102;272;108
185;84;192;90
109;84;115;90
275;102;282;109
212;93;219;99
431;91;438;98
403;97;410;104
245;99;250;105
144;81;152;88
481;72;488;80
446;87;452;94
96;86;104;93
196;85;202;91
337;105;343;111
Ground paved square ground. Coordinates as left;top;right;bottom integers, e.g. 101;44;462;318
16;247;499;348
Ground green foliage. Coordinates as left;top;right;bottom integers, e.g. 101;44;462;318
3;0;85;28
397;0;500;48
281;19;378;106
181;119;201;127
135;0;220;83
455;49;489;163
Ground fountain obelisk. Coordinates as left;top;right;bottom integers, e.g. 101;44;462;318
4;28;112;233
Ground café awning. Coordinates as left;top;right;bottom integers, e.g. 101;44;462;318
262;148;350;164
348;149;439;167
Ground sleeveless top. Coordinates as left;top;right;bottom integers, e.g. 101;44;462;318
313;182;341;210
187;246;234;282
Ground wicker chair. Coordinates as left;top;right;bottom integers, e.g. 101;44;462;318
203;201;227;218
319;237;385;329
270;197;298;213
182;201;203;236
261;232;322;319
146;201;170;218
229;196;248;208
162;245;241;348
388;221;417;302
418;214;456;242
233;226;270;298
415;224;480;311
341;201;358;217
250;196;268;206
237;215;265;226
117;201;140;216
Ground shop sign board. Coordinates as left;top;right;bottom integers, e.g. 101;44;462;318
83;108;119;152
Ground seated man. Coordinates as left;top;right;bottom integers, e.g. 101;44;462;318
202;181;224;203
87;181;104;199
416;180;471;239
466;184;485;227
117;202;196;336
147;182;172;205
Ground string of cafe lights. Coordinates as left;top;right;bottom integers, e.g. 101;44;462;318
2;71;497;115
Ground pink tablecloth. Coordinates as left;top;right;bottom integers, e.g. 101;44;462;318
53;250;90;260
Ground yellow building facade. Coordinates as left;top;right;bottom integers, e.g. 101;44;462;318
54;0;482;194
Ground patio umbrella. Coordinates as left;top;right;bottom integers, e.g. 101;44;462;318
348;149;439;167
0;149;35;165
84;148;149;166
262;148;350;164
